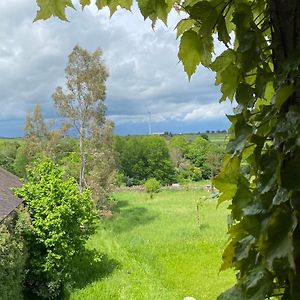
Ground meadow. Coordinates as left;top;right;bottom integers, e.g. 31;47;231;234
66;184;235;300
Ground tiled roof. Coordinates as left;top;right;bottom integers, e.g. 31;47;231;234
0;168;23;222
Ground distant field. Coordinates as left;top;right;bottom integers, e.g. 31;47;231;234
0;137;23;143
66;185;234;300
0;133;228;145
207;133;228;145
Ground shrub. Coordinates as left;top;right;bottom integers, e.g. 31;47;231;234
144;178;161;198
0;207;31;300
177;165;202;183
15;159;97;299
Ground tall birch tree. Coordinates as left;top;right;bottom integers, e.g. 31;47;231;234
52;45;108;192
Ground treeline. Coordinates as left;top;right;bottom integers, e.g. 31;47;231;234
115;134;225;186
0;133;225;185
1;133;225;186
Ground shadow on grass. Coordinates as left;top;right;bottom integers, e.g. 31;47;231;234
24;251;119;300
198;223;210;231
105;199;158;233
68;251;120;291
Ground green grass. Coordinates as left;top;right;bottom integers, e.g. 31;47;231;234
207;133;228;145
66;186;235;300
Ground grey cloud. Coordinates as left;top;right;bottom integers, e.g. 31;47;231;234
0;0;230;136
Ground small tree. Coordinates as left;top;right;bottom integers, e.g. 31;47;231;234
144;178;161;199
87;120;117;210
24;104;48;160
15;159;97;299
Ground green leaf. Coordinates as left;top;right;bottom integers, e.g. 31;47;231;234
176;19;195;38
217;285;243;300
235;83;254;107
227;121;252;154
213;155;241;204
263;208;296;271
219;64;240;101
220;239;235;271
281;151;300;191
210;49;236;73
272;187;289;205
178;30;201;79
137;0;170;24
234;235;255;262
217;15;230;45
177;23;215;76
95;0;132;15
243;267;274;299
80;0;91;7
273;85;295;108
35;0;75;21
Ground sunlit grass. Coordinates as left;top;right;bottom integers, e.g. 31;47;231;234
66;187;235;300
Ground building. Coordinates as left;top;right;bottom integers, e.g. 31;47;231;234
0;168;23;223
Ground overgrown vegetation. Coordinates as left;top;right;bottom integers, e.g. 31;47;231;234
15;159;97;299
0;207;31;300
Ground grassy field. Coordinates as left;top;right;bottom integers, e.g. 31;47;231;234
66;185;235;300
207;133;228;145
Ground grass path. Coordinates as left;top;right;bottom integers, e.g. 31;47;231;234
67;188;234;300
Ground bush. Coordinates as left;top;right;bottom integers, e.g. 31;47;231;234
144;178;161;198
15;159;97;299
0;207;31;300
176;165;202;183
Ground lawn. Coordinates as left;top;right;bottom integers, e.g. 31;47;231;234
66;185;235;300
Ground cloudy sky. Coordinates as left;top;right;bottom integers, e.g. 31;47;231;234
0;0;233;137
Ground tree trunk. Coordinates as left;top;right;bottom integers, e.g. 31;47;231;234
79;122;86;192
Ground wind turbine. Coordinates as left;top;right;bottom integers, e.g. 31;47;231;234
147;111;152;135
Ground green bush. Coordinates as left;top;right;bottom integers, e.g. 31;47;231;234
0;207;31;300
176;165;202;183
144;178;161;198
15;159;97;299
0;141;20;174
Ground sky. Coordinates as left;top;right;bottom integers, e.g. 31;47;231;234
0;0;233;137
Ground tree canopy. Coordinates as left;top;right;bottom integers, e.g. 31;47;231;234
34;0;300;298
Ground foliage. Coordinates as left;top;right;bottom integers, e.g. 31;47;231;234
0;140;20;174
33;1;300;298
144;178;161;198
15;159;97;299
24;104;48;159
52;45;109;192
86;120;117;210
17;104;71;178
115;136;175;185
176;163;202;183
187;137;224;179
0;207;31;300
13;144;30;178
169;135;189;169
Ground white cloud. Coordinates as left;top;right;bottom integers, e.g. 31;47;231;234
0;0;231;136
184;102;233;121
